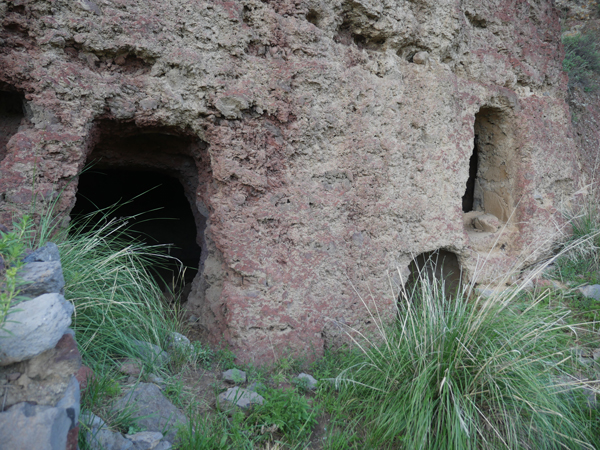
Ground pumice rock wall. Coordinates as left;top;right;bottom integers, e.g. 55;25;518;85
0;0;582;363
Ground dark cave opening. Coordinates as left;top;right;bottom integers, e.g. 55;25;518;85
462;136;479;212
71;169;202;289
406;249;463;299
0;91;25;162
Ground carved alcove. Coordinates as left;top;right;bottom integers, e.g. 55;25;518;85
72;120;211;299
463;106;517;236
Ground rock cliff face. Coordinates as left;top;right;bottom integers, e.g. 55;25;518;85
0;0;581;363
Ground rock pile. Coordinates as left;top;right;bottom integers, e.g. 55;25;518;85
0;243;82;450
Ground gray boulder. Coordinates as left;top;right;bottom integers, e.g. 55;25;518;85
18;261;65;298
130;339;169;367
80;411;106;430
0;293;73;366
579;284;600;301
126;431;164;450
0;402;72;450
87;428;134;450
23;242;61;263
82;411;134;450
294;373;318;390
166;332;193;353
218;387;264;411
222;368;246;384
113;383;188;442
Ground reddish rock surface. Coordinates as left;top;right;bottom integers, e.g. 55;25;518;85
75;365;94;395
0;0;583;364
66;425;79;450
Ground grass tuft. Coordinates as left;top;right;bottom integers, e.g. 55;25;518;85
328;260;596;449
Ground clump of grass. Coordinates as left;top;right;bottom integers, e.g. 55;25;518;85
59;215;181;370
329;264;595;449
563;32;600;90
246;387;318;444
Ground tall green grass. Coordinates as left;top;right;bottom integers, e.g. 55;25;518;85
329;263;595;449
59;215;181;370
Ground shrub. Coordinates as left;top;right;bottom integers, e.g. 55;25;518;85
563;32;600;89
330;265;595;449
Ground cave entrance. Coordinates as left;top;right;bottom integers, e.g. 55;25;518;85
0;90;25;163
462;106;515;225
74;121;210;302
405;250;463;299
72;169;201;289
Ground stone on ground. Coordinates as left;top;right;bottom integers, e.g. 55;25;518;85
295;373;318;390
579;284;600;300
0;293;73;366
129;339;169;367
125;431;164;450
119;359;143;376
166;332;193;353
87;428;134;450
222;368;246;384
218;386;264;411
113;383;188;442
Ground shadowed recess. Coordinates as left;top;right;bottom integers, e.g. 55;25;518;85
71;169;201;288
462;135;480;212
0;90;24;163
406;249;463;299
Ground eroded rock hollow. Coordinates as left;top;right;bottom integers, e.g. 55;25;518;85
0;0;582;363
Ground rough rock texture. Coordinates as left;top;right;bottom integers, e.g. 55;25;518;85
0;293;73;365
0;0;582;363
22;241;61;263
113;383;187;442
18;260;65;297
0;333;82;409
218;386;265;410
0;401;72;450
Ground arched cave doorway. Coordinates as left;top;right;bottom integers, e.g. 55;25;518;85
405;249;463;299
71;169;201;288
0;90;25;163
462;106;515;225
73;121;209;301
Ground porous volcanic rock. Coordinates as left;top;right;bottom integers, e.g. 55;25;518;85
0;0;582;363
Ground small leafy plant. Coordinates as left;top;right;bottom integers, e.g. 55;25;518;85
0;216;32;329
246;387;318;443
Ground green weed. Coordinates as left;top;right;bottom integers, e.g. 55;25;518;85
247;387;318;444
0;216;33;328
